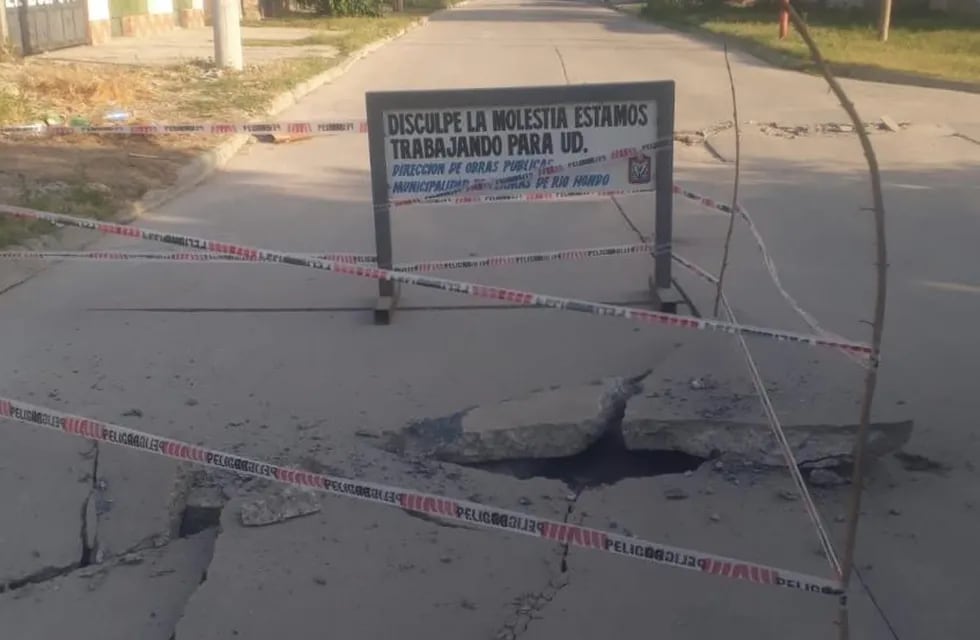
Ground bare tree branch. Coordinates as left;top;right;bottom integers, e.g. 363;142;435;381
713;41;740;318
786;6;889;640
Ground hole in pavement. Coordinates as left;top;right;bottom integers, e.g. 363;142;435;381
468;428;706;492
179;504;222;538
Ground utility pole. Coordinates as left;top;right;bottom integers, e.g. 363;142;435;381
878;0;893;43
1;1;10;51
212;0;243;71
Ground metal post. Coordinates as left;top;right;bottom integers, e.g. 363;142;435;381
652;82;676;312
0;1;9;50
16;0;30;54
212;0;243;71
778;0;789;40
366;94;398;324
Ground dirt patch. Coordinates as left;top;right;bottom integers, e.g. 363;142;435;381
0;136;200;246
0;9;439;249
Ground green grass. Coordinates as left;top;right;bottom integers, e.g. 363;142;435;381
244;8;436;51
0;87;29;125
643;3;980;85
0;183;115;248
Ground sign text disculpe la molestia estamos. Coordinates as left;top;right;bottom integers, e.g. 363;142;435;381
385;104;652;161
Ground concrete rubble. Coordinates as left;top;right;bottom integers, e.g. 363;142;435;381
239;485;322;527
377;377;644;464
0;531;216;640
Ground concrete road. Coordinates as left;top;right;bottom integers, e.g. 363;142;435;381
2;1;978;638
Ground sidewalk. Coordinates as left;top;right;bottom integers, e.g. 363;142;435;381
38;27;339;67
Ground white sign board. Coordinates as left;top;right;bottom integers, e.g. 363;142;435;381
364;82;675;324
381;101;659;200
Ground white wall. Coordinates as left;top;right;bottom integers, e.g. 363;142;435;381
193;0;204;9
87;0;110;21
147;0;175;14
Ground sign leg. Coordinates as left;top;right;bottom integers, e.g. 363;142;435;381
373;202;398;325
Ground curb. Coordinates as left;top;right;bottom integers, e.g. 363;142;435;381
120;13;435;224
0;11;438;295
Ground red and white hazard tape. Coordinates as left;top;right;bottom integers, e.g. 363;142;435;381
0;250;375;265
0;396;843;597
669;253;843;577
394;185;657;208
0;203;873;357
390;137;672;208
673;185;870;368
0;119;369;137
0;243;656;273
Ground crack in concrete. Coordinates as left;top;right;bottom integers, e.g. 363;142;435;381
493;493;579;640
0;561;83;594
675;118;907;163
80;441;100;566
953;132;980;147
166;504;224;640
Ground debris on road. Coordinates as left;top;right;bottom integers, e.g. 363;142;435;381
239;486;321;527
807;468;849;487
880;114;901;132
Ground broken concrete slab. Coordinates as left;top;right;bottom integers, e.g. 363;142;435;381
0;427;92;586
520;471;891;640
92;446;187;557
621;334;912;468
0;530;215;640
175;456;569;639
240;485;321;527
379;377;641;464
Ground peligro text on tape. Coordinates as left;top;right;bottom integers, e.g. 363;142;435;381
0;396;843;597
0;119;369;137
0;242;656;272
0;250;376;265
0;203;873;357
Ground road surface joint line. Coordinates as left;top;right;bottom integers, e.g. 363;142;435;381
0;203;873;357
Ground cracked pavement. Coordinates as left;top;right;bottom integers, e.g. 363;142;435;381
1;0;979;637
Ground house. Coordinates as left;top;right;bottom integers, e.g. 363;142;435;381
2;0;209;55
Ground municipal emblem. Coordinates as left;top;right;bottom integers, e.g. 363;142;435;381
628;154;652;184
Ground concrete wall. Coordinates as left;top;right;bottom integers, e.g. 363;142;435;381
87;0;111;44
87;0;110;20
147;0;173;14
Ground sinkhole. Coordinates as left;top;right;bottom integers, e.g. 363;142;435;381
467;427;706;492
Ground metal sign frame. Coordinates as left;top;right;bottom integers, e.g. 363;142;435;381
365;81;675;324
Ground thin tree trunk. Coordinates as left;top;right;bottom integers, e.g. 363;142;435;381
878;0;892;43
786;5;889;639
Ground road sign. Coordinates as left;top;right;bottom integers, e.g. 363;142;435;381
365;82;675;324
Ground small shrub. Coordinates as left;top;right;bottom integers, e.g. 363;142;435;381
644;0;718;14
296;0;385;16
